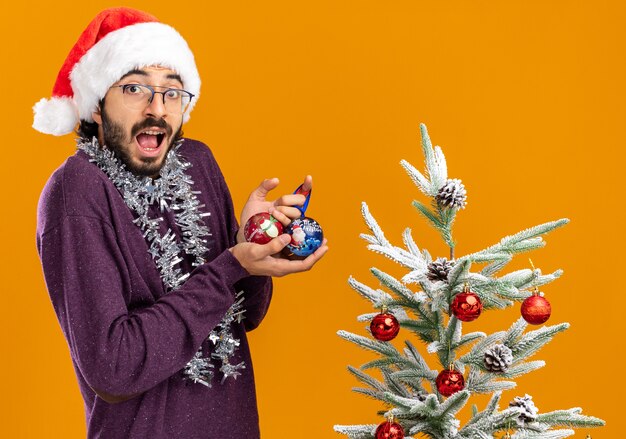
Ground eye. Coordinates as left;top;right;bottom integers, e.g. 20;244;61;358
123;84;144;95
165;89;182;100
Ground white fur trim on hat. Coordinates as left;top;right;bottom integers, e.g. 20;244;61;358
70;21;201;124
32;97;79;136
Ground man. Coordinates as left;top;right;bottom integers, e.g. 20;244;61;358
33;7;327;438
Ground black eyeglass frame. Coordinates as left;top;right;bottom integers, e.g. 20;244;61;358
111;83;195;112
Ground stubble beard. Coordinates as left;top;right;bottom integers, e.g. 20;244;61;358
101;108;183;178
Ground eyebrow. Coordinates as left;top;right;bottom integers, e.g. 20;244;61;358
119;69;184;87
119;69;148;81
167;73;183;85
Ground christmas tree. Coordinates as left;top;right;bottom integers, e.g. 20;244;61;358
334;124;604;439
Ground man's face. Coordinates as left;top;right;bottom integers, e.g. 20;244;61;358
92;66;185;178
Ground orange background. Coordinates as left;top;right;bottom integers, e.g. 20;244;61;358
0;1;621;437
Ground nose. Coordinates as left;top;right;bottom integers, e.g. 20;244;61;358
143;92;167;119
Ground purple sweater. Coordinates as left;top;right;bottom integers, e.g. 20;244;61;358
36;138;272;438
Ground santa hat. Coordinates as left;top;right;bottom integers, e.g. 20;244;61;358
32;7;201;136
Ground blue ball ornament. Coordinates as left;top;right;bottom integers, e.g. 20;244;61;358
282;216;324;260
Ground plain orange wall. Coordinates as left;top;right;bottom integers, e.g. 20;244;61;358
1;1;621;437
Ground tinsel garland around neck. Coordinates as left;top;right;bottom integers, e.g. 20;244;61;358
77;137;246;387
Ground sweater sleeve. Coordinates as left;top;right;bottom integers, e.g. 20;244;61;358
37;214;249;401
208;148;274;332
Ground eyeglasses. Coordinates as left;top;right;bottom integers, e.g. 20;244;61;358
111;84;194;113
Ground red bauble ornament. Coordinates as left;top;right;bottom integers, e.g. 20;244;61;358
370;311;400;342
436;367;465;397
243;212;283;244
521;294;551;325
451;289;483;322
374;420;405;439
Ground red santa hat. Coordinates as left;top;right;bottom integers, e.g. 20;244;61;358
32;7;201;136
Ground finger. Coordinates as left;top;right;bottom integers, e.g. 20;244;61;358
273;205;302;220
279;241;329;274
299;175;313;195
268;207;292;226
273;194;306;207
252;178;280;201
258;233;291;257
267;242;329;276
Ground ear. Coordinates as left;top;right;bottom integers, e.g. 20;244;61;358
92;107;102;125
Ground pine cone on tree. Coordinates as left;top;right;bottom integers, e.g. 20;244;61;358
483;344;513;372
436;178;467;210
426;257;455;282
509;394;539;425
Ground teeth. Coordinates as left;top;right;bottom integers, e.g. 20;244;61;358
138;130;163;151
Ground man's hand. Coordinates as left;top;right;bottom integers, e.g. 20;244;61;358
229;234;328;277
236;176;313;243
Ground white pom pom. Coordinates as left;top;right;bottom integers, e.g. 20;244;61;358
32;97;79;136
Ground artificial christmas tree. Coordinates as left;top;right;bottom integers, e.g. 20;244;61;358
334;124;604;438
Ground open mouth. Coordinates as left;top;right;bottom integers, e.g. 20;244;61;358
135;129;166;155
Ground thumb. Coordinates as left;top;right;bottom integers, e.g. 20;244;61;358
263;233;291;256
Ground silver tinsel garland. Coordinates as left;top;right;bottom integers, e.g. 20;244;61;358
78;137;245;387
